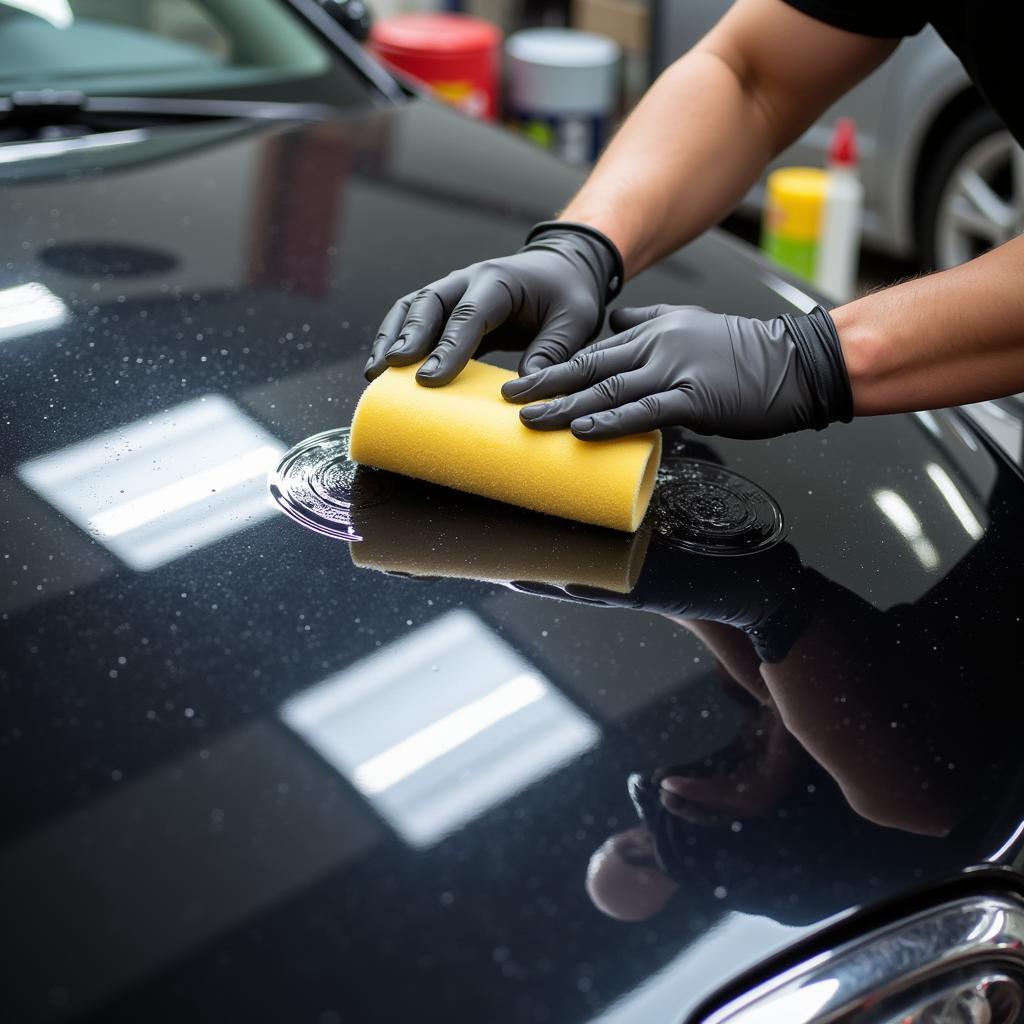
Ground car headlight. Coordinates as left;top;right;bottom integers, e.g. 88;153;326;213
899;974;1021;1023
700;897;1024;1024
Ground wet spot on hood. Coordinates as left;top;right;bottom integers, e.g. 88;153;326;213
40;241;178;278
653;459;784;556
269;427;391;541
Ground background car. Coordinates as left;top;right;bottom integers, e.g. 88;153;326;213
652;2;1024;269
2;3;1024;1024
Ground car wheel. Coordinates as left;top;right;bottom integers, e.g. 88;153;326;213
917;107;1024;269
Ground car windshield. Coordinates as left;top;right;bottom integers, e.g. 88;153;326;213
0;0;372;107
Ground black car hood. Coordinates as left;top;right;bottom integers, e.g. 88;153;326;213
2;103;1024;1024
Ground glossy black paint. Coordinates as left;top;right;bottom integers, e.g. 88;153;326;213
1;100;1024;1024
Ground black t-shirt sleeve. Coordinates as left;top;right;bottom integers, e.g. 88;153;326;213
780;0;927;38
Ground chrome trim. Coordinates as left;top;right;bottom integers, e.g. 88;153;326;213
963;401;1024;472
988;817;1024;863
888;973;1023;1023
757;270;818;314
701;896;1024;1023
0;128;151;164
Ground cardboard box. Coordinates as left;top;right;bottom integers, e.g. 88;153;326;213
572;0;649;55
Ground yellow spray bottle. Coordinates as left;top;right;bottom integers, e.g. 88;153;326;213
760;166;827;282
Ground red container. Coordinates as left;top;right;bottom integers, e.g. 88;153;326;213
370;13;501;121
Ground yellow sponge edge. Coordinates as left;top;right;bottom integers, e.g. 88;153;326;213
350;359;662;533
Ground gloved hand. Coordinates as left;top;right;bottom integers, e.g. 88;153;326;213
511;540;824;663
364;221;623;387
633;698;802;830
501;303;853;440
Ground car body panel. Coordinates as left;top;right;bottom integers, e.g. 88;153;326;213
2;102;1024;1024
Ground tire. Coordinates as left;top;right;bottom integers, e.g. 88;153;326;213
916;107;1023;270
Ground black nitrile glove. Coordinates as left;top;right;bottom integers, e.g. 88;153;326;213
364;221;623;387
501;303;853;440
511;541;823;663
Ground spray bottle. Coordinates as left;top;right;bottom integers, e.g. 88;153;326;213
816;118;864;303
761;167;827;281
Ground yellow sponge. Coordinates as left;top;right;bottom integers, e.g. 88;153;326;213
350;359;662;532
350;474;652;593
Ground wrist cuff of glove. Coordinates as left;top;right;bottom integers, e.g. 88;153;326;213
525;220;625;302
782;305;854;430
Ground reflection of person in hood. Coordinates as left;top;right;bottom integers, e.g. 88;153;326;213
587;624;802;922
587;824;677;923
576;471;1024;922
585;676;817;924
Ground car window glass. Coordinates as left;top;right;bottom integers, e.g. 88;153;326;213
0;0;371;107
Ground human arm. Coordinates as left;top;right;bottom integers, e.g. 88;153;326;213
558;0;897;276
834;233;1024;414
502;233;1024;441
364;0;895;385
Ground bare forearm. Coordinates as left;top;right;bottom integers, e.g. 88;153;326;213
560;51;777;277
558;0;896;278
835;234;1024;414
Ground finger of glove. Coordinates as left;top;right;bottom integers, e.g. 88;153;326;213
562;584;621;605
518;305;595;377
502;342;636;403
569;322;647;356
383;276;464;367
607;304;707;333
508;581;574;600
510;310;638;389
518;318;647;374
366;295;412;380
606;305;670;333
510;581;609;608
416;277;514;386
571;387;700;440
517;369;655;430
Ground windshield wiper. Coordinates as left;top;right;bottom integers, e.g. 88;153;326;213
0;90;337;142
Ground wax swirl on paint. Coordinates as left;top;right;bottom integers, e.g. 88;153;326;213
269;428;391;542
652;459;784;556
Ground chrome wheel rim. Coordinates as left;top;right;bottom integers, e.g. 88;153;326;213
934;130;1024;268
